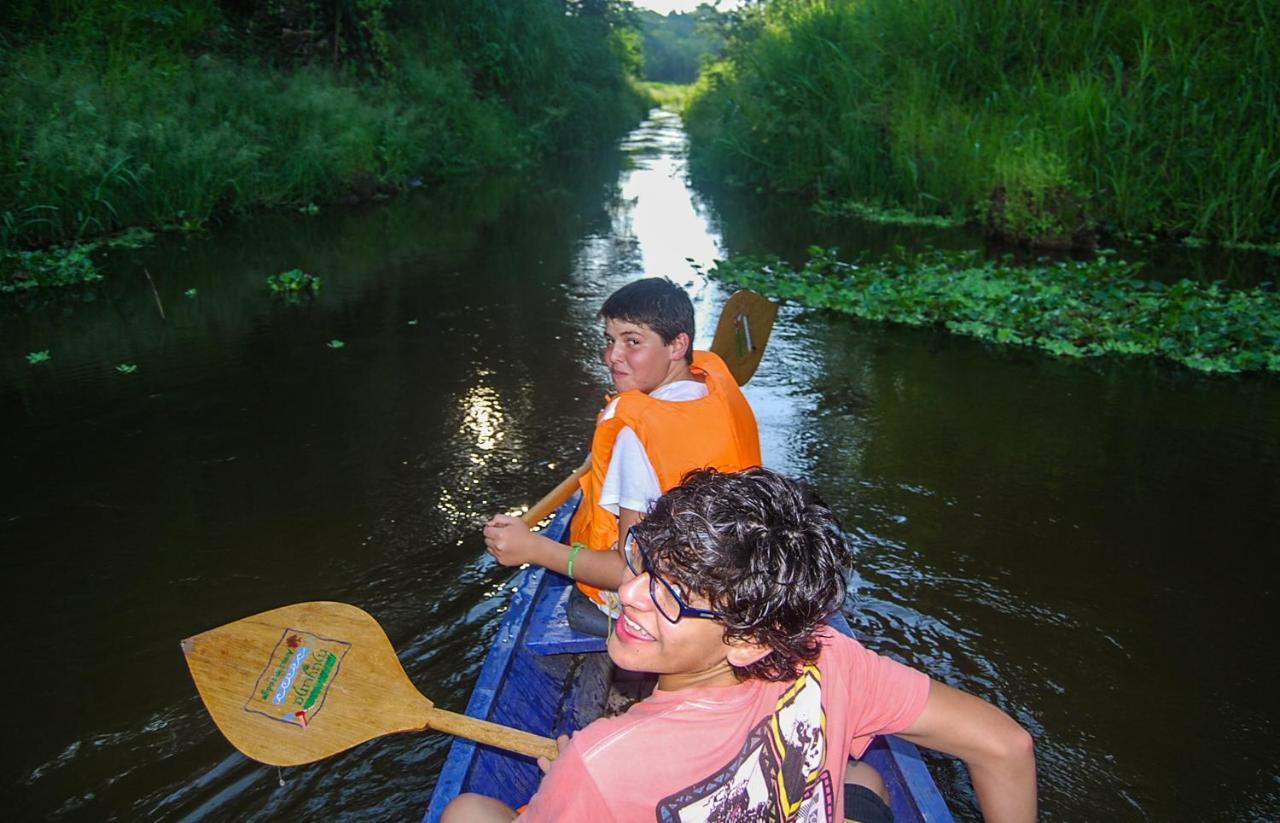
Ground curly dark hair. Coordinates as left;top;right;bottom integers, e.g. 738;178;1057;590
632;467;854;682
600;278;695;364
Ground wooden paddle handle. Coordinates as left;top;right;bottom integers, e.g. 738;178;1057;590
521;455;592;526
426;707;560;761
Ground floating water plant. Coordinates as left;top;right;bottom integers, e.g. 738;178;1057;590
814;200;964;229
105;228;154;250
167;212;207;233
116;363;137;374
327;339;345;349
711;247;1280;375
26;350;50;365
267;269;321;294
1;246;103;293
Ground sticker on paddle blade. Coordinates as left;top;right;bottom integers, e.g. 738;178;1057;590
245;629;351;728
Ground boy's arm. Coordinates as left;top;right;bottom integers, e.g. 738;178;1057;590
896;680;1037;823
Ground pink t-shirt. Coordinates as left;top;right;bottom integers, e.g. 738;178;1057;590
520;629;931;822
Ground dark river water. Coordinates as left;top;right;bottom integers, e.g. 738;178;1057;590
3;110;1278;821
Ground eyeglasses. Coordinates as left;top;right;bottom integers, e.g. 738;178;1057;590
622;529;724;624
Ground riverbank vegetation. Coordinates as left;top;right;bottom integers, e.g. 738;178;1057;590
710;249;1280;375
1;0;648;265
638;81;695;112
686;0;1279;249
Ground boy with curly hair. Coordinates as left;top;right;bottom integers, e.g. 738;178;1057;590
448;468;1036;822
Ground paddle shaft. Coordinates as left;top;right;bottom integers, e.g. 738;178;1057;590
426;707;559;761
521;455;592;526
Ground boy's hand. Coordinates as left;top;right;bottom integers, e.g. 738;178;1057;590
483;514;539;567
537;734;571;774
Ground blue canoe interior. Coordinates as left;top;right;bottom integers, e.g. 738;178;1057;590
423;498;955;822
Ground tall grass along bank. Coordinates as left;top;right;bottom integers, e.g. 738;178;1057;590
0;0;648;259
709;248;1280;375
685;0;1280;249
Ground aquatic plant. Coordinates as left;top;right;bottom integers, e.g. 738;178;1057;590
710;248;1280;375
167;213;208;234
1;246;103;293
267;269;321;294
26;350;51;365
814;200;963;229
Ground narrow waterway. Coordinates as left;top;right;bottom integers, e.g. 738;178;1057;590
2;110;1277;821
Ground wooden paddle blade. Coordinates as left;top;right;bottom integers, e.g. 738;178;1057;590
181;601;432;767
710;290;778;386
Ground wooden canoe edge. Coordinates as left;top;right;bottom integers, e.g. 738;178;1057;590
423;497;578;823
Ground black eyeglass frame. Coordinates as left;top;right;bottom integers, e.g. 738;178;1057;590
622;528;725;624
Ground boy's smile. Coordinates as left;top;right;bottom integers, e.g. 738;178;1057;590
608;561;765;691
603;318;692;394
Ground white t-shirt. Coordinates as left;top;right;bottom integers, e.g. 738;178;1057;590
598;379;708;517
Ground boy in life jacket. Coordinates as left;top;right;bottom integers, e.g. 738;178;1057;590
447;468;1037;823
483;278;761;636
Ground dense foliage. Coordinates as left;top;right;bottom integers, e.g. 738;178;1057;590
686;0;1280;247
636;6;723;84
0;0;647;253
710;248;1280;375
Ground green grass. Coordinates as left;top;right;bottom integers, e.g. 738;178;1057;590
638;81;696;113
0;1;649;254
686;0;1280;247
0;48;521;250
709;247;1280;375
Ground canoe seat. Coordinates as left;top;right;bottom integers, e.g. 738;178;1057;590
524;577;608;655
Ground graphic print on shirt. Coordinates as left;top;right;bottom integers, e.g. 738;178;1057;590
656;665;833;822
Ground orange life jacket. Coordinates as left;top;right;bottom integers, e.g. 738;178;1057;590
570;350;761;605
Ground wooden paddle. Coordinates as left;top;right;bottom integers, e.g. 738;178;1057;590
181;601;559;767
519;289;778;525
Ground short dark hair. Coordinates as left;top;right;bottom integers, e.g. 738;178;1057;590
600;278;695;364
633;468;854;682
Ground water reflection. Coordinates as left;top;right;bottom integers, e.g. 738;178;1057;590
569;110;717;343
617;118;722;280
460;382;507;461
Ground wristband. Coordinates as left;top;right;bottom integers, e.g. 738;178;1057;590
566;543;586;580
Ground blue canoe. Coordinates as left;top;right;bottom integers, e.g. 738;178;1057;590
424;499;955;822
